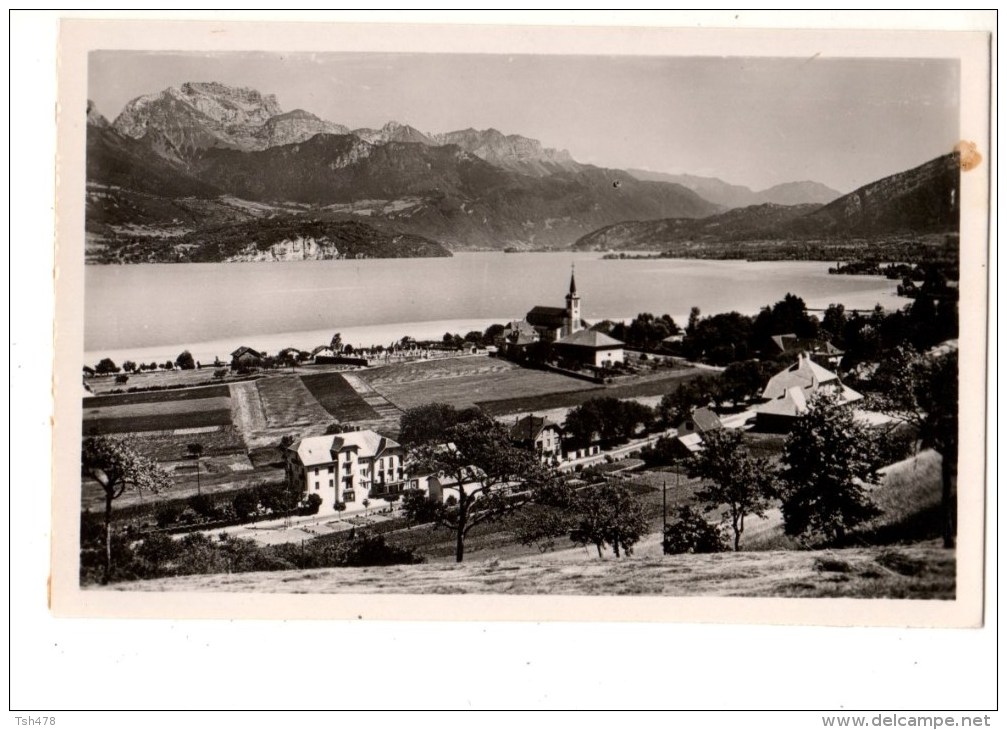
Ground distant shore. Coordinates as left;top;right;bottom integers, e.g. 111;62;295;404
82;318;504;369
82;279;910;370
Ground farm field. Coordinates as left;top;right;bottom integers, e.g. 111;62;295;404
85;384;230;408
83;399;233;435
359;356;594;411
478;368;704;416
256;375;332;429
300;372;380;422
85;367;232;395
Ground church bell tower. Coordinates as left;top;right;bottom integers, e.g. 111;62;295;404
565;265;582;335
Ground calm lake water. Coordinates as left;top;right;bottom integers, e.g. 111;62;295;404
84;252;908;364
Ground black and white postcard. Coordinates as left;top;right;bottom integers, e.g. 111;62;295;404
50;17;991;626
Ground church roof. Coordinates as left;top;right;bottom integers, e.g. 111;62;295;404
526;306;568;329
555;329;624;349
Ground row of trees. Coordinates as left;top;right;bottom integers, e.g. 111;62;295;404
91;351;198;376
673;289;956;368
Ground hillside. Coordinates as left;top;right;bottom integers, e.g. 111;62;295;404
628;169;841;208
109;540;954;598
577;153;960;253
85;84;721;256
88;217;452;264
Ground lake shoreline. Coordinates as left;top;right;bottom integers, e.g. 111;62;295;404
83;254;910;367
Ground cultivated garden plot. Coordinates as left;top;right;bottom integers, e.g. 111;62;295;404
361;358;596;412
255;374;332;429
478;368;704;416
299;372;380;422
82;391;233;435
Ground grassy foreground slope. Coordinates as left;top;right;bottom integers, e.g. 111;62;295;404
112;540;953;599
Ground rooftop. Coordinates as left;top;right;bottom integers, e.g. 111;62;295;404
555;328;624;349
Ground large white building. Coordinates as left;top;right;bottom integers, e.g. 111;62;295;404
285;430;411;514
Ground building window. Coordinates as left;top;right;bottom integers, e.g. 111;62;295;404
313;468;319;476
327;466;334;474
343;490;356;503
314;481;320;490
329;479;334;488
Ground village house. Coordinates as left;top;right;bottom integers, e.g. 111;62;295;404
768;333;845;366
676;406;724;437
754;353;863;431
230;346;264;370
509;414;564;464
285;429;412;514
552;328;625;369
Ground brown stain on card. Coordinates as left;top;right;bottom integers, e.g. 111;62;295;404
955;140;982;171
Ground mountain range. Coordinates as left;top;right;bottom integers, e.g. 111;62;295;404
627;169;842;208
84;81;957;263
574;153;960;251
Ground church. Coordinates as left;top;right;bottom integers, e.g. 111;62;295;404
525;266;585;342
502;267;625;369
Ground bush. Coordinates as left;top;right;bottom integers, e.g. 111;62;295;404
662;506;728;554
115;374;129;385
188;493;218;519
155;501;186;528
303;493;323;515
333;501;347;513
337;535;425;567
232;490;259;521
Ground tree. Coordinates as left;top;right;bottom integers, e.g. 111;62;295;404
821;303;847;346
564;397;653;446
779;393;883;544
876;347;958;548
483;323;505;344
658;376;723;427
114;373;129;385
687;429;777;551
186;442;204;495
122;360;137;373
662;506;728;554
81;436;171;583
330;332;342;351
686;306;701;336
175;350;196;370
398;403;480;447
569;482;649;558
95;357;120;375
720;360;769;405
402;412;556;562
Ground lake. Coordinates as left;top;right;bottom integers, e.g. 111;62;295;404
84;252;908;365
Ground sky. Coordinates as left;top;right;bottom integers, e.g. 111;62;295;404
88;51;960;193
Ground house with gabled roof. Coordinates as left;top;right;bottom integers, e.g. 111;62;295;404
285;429;412;514
230;346;264;370
755;354;862;431
509;414;563;464
677;406;723;437
768;333;845;365
552;328;625;368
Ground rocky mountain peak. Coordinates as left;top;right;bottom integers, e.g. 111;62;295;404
86;99;109;128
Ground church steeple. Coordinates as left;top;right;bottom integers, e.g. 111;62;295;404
565;264;582;334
